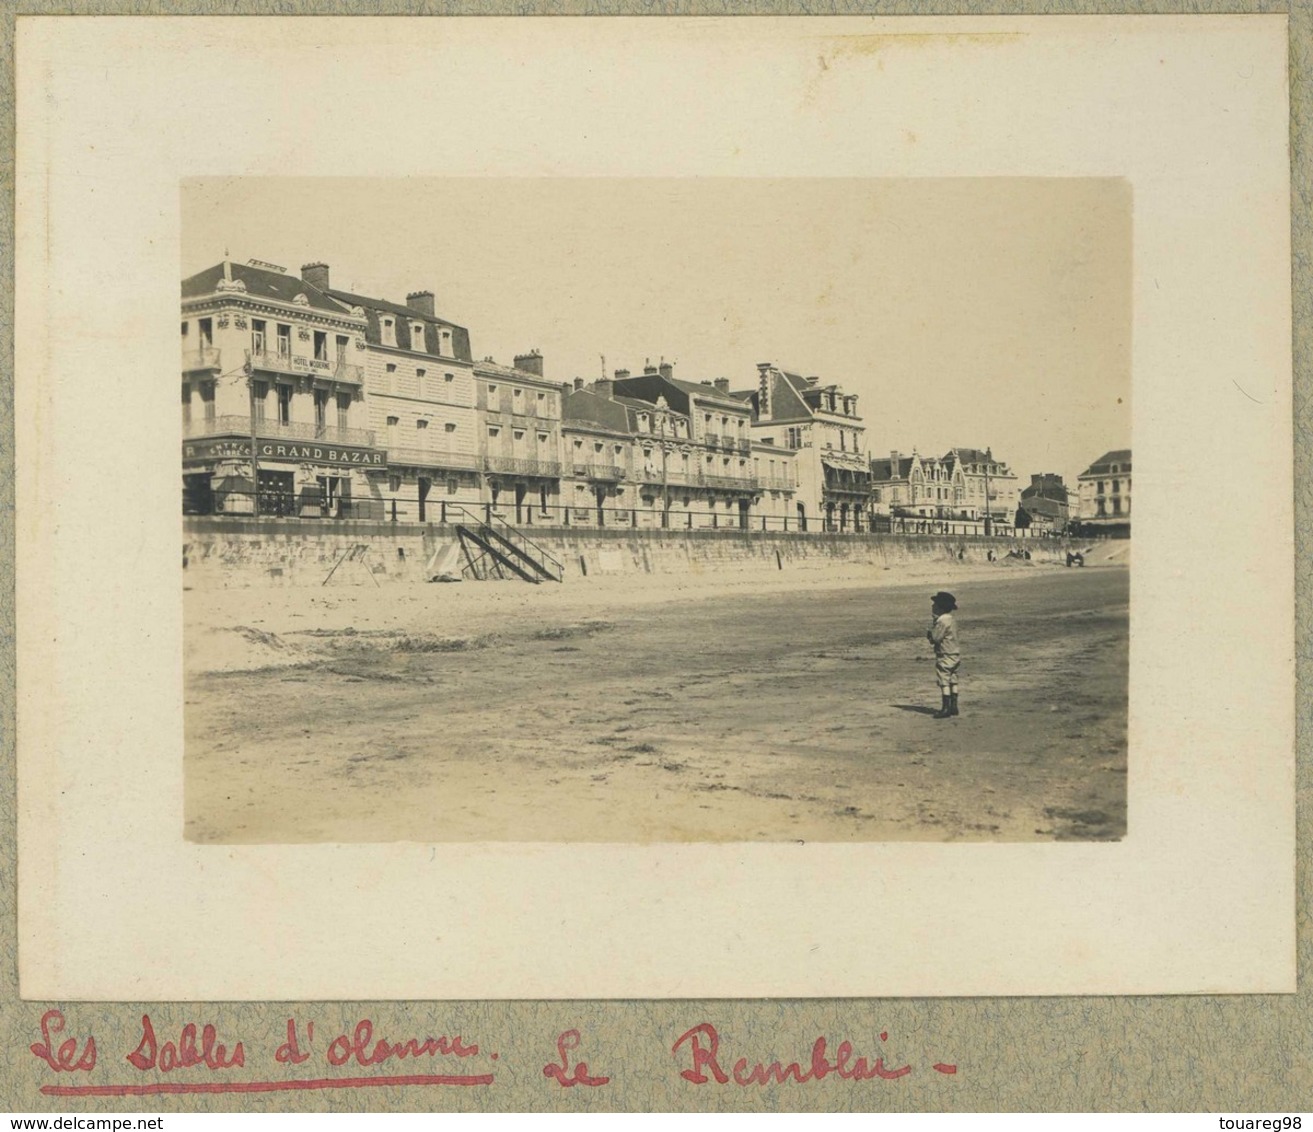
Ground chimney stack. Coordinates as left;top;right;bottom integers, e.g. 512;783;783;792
890;450;901;475
514;350;544;377
757;363;771;418
573;377;585;391
713;377;730;392
643;362;659;375
659;361;674;380
806;375;820;386
614;368;630;381
595;379;614;399
406;290;435;317
301;262;330;291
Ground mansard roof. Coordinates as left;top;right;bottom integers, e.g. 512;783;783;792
182;261;356;316
328;288;473;362
1082;449;1133;476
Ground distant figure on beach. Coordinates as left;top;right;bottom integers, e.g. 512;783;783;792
926;590;961;720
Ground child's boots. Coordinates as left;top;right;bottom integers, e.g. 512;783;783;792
934;694;953;719
950;693;960;716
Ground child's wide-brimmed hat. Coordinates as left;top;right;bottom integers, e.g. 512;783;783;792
932;591;958;609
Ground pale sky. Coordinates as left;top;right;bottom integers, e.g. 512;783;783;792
182;177;1130;488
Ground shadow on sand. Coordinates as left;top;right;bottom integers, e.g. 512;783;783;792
892;703;939;716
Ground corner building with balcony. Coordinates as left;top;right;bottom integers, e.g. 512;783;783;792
318;266;483;523
181;260;379;518
474;352;564;525
1075;448;1131;534
732;363;869;532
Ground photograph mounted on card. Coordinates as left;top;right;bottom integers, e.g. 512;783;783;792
15;15;1292;1000
179;175;1130;847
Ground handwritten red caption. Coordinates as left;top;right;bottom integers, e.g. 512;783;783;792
543;1029;610;1088
30;1012;495;1098
672;1023;957;1086
31;1013;955;1096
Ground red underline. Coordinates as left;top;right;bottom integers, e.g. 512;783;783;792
41;1074;495;1097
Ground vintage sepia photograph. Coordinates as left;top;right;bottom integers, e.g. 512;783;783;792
180;176;1131;845
18;14;1291;1008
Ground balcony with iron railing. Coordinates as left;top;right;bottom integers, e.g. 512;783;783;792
736;438;752;454
246;349;364;385
183;414;376;448
574;463;626;482
385;447;481;472
702;433;722;449
701;473;758;491
182;347;221;373
483;455;563;477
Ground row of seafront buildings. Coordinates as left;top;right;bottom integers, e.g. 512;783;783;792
181;257;1129;535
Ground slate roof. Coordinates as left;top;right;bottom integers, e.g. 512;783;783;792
611;394;691;432
947;447;1007;469
870;457;915;481
182;262;356;316
763;371;812;419
664;376;751;408
1021;482;1069;503
1081;449;1133;476
562;389;635;435
1018;495;1067;520
329;288;473;362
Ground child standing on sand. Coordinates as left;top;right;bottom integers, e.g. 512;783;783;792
927;591;961;719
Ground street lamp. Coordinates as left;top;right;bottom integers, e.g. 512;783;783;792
245;361;261;518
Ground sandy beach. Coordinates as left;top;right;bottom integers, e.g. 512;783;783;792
184;549;1129;844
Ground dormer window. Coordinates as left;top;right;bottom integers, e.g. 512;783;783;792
381;317;396;347
440;329;452;354
411;323;426;352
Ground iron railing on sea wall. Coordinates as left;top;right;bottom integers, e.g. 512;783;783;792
176;488;1084;539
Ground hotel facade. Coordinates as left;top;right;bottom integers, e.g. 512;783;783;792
181;260;378;519
183;257;1039;540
